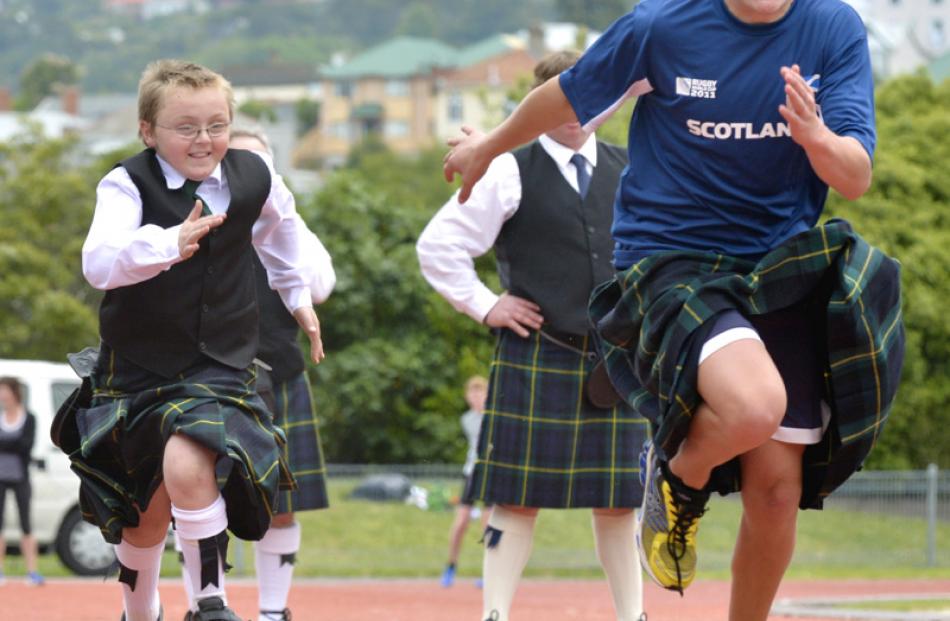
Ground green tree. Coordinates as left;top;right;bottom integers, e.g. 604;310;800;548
0;131;99;360
238;99;277;123
301;164;495;463
554;0;631;29
15;53;79;111
295;98;321;137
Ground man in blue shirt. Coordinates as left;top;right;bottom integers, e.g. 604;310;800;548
444;0;886;619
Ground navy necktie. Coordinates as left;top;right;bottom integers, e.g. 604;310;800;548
182;179;212;216
570;153;591;199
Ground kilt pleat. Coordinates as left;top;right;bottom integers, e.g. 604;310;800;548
269;372;329;513
66;348;295;543
464;330;649;509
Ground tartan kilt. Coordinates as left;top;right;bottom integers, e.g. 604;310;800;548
266;371;329;513
589;218;905;508
463;329;649;509
59;349;295;544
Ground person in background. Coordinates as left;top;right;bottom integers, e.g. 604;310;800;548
441;375;492;588
174;127;336;621
420;50;649;621
0;377;44;586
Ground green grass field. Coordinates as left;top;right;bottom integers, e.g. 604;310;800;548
7;478;950;581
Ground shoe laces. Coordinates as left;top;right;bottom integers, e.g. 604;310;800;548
667;491;706;560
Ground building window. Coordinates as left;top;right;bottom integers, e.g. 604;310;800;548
335;81;352;98
385;80;410;97
329;122;352;140
384;120;410;138
932;19;946;49
447;91;464;122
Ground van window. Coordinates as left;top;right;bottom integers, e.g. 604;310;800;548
51;381;80;412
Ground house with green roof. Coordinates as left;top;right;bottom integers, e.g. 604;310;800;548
295;34;538;168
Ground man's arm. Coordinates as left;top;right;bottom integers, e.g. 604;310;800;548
443;78;577;203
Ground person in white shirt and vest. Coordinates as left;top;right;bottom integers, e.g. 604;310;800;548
170;128;335;621
56;59;326;621
417;51;649;621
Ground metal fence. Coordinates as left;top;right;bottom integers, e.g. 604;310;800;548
324;463;950;569
822;464;949;566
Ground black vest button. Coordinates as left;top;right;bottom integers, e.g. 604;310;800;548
199;342;207;351
202;304;209;313
207;266;215;275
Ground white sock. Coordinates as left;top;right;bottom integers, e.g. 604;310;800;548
593;511;644;621
174;531;196;610
255;522;302;621
115;539;164;621
482;507;537;621
172;495;229;609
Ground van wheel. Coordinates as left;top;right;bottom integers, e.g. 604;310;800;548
55;507;115;575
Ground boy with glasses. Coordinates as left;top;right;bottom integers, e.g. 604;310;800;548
61;59;326;621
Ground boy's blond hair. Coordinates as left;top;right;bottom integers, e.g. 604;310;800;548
465;375;489;392
137;59;234;135
229;127;272;154
531;49;582;90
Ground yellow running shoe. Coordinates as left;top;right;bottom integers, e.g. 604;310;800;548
636;442;709;594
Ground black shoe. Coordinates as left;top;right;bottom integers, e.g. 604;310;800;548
192;597;243;621
260;609;292;621
120;606;164;621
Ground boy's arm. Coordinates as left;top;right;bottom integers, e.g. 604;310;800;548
82;168;225;289
418;148;543;337
417;151;518;322
292;214;336;305
251;155;325;363
443;78;577;204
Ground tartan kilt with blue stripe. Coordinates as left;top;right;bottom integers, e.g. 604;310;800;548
267;371;329;513
60;348;295;544
463;329;649;509
589;219;905;509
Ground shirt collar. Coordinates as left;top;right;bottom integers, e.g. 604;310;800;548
155;153;224;191
538;132;598;169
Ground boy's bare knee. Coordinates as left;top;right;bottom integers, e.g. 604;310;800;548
743;478;800;524
163;434;217;494
722;383;787;444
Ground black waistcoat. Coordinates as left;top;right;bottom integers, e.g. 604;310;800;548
99;148;271;378
252;254;305;383
495;140;626;335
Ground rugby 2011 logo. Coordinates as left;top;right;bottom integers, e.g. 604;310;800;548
676;77;717;99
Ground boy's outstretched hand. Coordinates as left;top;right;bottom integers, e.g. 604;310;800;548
443;125;491;204
179;200;226;259
293;306;325;364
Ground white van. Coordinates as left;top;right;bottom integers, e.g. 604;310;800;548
0;359;116;575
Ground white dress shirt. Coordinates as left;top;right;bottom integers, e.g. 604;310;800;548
416;133;599;322
82;151;332;312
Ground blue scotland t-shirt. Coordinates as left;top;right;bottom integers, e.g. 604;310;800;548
560;0;875;268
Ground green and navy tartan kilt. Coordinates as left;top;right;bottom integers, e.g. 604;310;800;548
265;371;329;513
463;329;650;509
59;347;295;544
589;219;905;508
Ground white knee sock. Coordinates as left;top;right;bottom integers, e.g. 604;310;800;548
592;511;644;621
255;522;301;621
174;531;196;610
172;495;229;609
115;539;164;621
482;507;537;621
